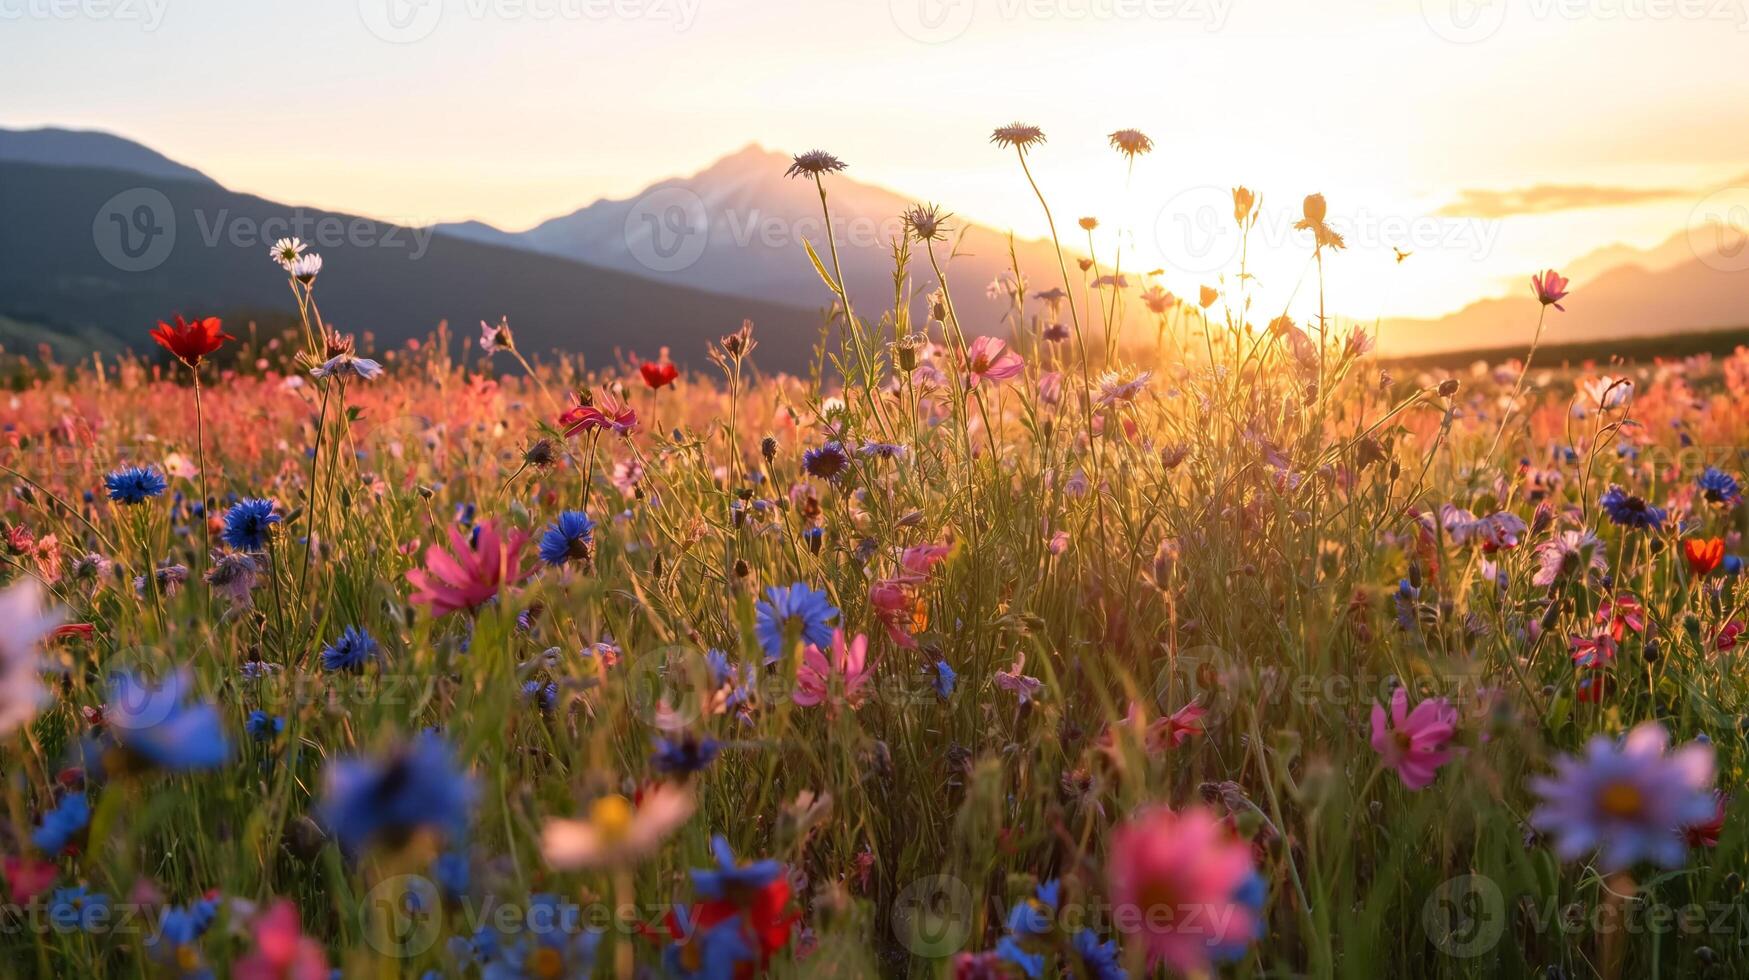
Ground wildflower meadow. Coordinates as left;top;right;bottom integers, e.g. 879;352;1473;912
3;129;1748;979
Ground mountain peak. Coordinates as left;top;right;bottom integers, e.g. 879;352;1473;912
701;141;792;177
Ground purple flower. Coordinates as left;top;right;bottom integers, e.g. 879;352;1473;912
1532;530;1607;588
1529;723;1715;871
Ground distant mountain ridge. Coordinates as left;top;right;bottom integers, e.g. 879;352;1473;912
0;126;214;185
0;159;824;371
1377;243;1749;356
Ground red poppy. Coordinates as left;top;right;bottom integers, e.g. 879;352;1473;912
653;875;796;976
558;390;638;437
150;315;235;368
1685;791;1728;849
51;623;95;641
639;349;679;389
1684;537;1726;576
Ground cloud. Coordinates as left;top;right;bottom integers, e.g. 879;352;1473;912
1435;183;1688;219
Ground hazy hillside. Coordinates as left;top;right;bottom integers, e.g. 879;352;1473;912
0;126;215;185
436;144;1074;334
0;161;826;372
1377;248;1749;355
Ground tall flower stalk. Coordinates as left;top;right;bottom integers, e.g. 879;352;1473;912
786;151;893;440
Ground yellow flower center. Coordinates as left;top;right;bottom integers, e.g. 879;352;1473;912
1598;781;1644;820
528;945;566;978
590;794;634;841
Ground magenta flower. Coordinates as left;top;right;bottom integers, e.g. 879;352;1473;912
406;520;533;618
1369;687;1458;790
962;336;1024;387
793;629;875;711
1107;805;1264;973
1531;269;1570;311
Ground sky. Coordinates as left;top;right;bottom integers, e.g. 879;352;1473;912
5;0;1748;321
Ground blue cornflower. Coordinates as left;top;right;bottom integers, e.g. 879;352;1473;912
448;923;501;966
146;902;217;972
998;878;1060;975
522;680;557;712
754;583;840;664
490;895;601;980
652;733;721;775
47;886;110;933
538;511;596;566
932;660;957;699
1725;555;1744;577
103;466;168;505
1072;929;1127;980
704;649;734;688
322;626;380;672
32;793;90;854
1599;484;1665;530
996;935;1046;978
1210;870;1268;962
245;710;284;741
690;835;783;901
1393;579;1420;631
101;670;231;772
1699;467;1742;507
662;907;755;980
321;731;476;854
220;498;281;551
801;441;852;481
432;851;470;899
1004;879;1059;936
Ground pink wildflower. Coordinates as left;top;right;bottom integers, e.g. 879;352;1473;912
993;652;1043;704
406;520;533;618
794;630;876;710
1531;269;1570;311
1369;687;1458;790
962;336;1024;386
234;900;329;980
1107;806;1263;973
